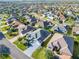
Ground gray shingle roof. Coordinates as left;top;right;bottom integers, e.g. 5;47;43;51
0;32;5;40
63;36;74;56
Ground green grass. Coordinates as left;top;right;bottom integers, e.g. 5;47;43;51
44;17;48;20
5;30;18;39
74;36;79;43
0;54;12;59
32;35;53;59
0;21;7;26
14;40;27;51
32;47;47;59
14;37;27;51
5;33;15;39
67;27;72;36
42;35;52;47
1;26;10;32
65;17;74;26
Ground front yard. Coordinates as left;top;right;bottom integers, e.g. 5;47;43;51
1;25;10;32
0;54;12;59
5;32;18;39
14;36;28;51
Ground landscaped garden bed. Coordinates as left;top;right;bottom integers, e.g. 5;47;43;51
14;36;28;51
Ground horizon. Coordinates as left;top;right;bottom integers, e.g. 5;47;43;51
0;0;79;2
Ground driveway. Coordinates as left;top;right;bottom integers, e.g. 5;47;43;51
0;38;31;59
24;41;40;57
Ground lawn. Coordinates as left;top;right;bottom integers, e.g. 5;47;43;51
66;27;72;36
0;54;12;59
74;36;79;43
14;40;27;51
0;21;7;26
32;47;47;59
65;17;74;26
32;35;53;59
44;17;48;20
5;33;15;39
1;26;10;32
14;37;27;51
5;30;18;39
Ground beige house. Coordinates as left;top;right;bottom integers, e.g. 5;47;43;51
11;20;26;36
47;33;74;59
72;26;79;35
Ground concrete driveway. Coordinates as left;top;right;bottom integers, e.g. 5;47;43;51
24;41;40;57
0;38;31;59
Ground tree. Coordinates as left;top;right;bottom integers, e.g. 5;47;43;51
45;49;54;59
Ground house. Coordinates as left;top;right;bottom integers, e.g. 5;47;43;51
72;26;79;35
7;18;26;35
75;15;79;26
24;15;37;26
47;33;74;59
38;20;53;28
12;20;26;29
27;29;51;44
0;32;5;40
44;11;54;20
59;13;66;23
54;24;67;33
21;26;36;35
23;29;51;57
7;17;17;24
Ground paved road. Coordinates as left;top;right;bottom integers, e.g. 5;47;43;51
0;39;31;59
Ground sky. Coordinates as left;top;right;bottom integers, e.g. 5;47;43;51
0;0;79;2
